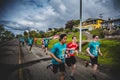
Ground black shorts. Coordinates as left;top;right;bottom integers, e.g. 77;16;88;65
53;63;65;74
90;56;98;65
28;44;32;47
45;45;48;47
65;56;76;67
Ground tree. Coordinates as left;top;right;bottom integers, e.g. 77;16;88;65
73;20;80;26
65;20;74;30
0;25;5;41
24;31;28;38
0;24;5;31
4;30;13;40
0;24;15;41
59;27;64;32
48;28;52;31
16;34;22;38
0;24;5;35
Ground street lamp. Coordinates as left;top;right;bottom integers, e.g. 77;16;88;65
27;27;29;39
79;0;82;53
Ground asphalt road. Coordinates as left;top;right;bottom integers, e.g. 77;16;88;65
0;39;113;80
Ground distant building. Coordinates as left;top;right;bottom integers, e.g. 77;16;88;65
101;18;120;30
81;18;105;31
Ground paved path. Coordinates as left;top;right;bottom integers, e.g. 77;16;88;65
0;39;113;80
83;31;93;40
21;45;111;80
0;39;20;80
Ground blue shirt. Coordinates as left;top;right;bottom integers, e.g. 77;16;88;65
19;38;24;42
88;41;100;57
28;38;33;45
51;42;66;64
43;38;49;46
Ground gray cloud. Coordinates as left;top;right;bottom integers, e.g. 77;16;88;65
82;0;120;20
0;20;32;31
0;0;120;34
93;0;119;11
111;0;120;11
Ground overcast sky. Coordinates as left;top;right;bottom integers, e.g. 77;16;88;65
0;0;120;34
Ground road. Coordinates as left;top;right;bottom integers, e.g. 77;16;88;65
0;39;112;80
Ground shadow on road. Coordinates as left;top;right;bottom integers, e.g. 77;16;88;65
0;57;51;80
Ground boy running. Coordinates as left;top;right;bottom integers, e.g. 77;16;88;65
86;35;103;79
65;36;78;80
49;34;67;80
28;37;34;51
43;37;49;54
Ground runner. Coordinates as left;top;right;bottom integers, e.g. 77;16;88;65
48;34;67;80
34;37;37;46
43;36;50;55
65;36;78;80
19;37;25;46
41;38;44;49
28;36;34;51
86;35;103;80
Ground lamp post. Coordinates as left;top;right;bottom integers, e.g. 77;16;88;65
79;0;82;53
27;27;29;39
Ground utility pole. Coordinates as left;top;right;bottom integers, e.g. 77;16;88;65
79;0;82;53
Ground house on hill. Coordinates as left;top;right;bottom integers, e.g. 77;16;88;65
101;18;120;30
81;18;105;31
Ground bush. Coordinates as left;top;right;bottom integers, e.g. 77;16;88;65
90;28;105;38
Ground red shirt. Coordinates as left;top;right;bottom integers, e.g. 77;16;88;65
67;42;78;56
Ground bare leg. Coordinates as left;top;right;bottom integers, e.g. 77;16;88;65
71;64;76;76
45;47;48;54
29;46;31;51
60;72;65;80
92;64;98;75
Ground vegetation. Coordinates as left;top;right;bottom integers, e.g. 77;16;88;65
36;32;87;49
36;27;120;67
65;20;80;30
79;29;120;66
40;27;120;67
89;28;105;38
79;39;120;66
0;24;15;41
65;20;74;30
1;18;120;67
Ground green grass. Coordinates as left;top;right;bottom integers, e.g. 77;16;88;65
89;28;104;38
36;32;87;49
36;38;42;45
36;31;120;66
79;39;120;66
35;30;120;80
48;39;59;49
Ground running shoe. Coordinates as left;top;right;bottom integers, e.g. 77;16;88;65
46;63;53;70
